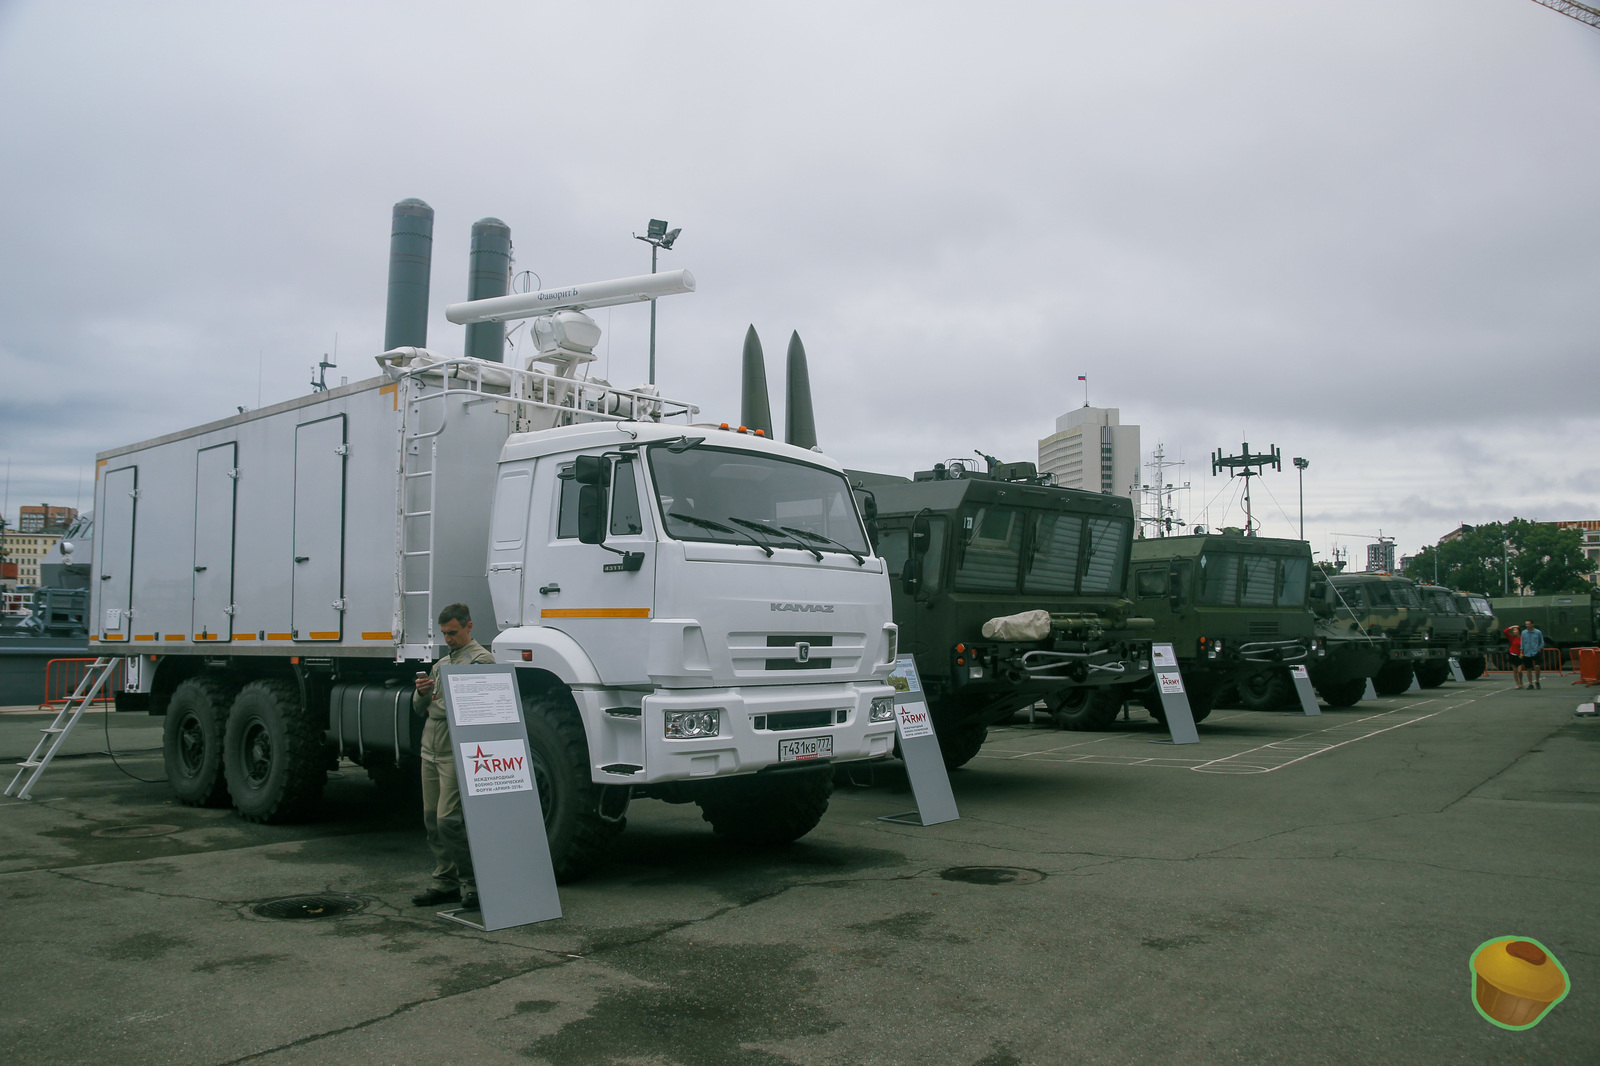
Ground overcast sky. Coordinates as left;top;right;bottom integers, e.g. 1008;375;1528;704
2;0;1596;565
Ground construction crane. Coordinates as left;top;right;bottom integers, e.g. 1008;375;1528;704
1332;531;1397;574
1528;0;1600;29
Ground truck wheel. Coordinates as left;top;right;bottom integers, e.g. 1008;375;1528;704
936;723;988;770
1372;662;1414;696
1237;669;1290;712
163;676;238;807
696;768;833;845
1415;661;1451;689
223;679;328;823
1050;686;1122;731
523;691;623;883
1316;677;1367;708
1460;656;1487;681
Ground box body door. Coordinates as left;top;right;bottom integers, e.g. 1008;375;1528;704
292;416;347;641
97;465;138;641
191;442;237;642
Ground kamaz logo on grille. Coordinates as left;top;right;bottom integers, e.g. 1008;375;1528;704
770;602;834;613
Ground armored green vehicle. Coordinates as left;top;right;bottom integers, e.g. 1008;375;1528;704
1325;573;1447;693
1125;532;1317;719
1489;591;1600;659
853;458;1154;766
1304;566;1388;707
1452;591;1496;679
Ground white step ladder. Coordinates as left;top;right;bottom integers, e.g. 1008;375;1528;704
5;657;122;800
395;377;440;661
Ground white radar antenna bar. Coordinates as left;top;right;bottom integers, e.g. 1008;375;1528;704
445;269;695;325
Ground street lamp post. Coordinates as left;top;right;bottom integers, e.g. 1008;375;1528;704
633;219;682;385
1292;457;1309;540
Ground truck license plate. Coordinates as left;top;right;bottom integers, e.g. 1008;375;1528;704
779;735;833;763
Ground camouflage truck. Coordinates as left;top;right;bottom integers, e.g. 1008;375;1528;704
1305;566;1388;707
1489;591;1600;661
1325;573;1447;693
1125;531;1317;719
1414;583;1472;686
1452;591;1496;680
852;459;1154;766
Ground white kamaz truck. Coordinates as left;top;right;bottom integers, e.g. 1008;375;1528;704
92;270;897;880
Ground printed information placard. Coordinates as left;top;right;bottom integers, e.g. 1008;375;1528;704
879;656;958;827
1149;642;1199;746
1288;663;1322;716
440;663;561;931
447;671;522;727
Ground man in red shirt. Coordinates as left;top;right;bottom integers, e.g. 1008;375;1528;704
1504;625;1523;688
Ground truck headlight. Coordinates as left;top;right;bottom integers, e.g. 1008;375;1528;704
665;709;720;738
869;697;895;722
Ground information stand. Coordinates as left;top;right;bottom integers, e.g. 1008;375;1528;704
1448;657;1466;683
1149;644;1200;745
1364;678;1378;701
1288;665;1322;716
437;664;562;931
878;656;959;827
1407;670;1422;692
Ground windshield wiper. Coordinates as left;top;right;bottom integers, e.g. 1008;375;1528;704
778;524;866;565
668;512;772;557
728;517;823;560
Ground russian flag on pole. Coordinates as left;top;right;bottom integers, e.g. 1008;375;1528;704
1077;375;1087;381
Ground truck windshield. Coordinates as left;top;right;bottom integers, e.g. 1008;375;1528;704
1467;596;1493;616
1199;552;1310;607
956;505;1025;591
647;446;869;555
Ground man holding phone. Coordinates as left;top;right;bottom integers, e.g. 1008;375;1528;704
410;602;497;910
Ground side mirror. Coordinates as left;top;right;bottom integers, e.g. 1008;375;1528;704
574;454;609;486
900;557;923;596
1168;561;1184;612
910;514;931;557
577;484;605;545
856;490;880;549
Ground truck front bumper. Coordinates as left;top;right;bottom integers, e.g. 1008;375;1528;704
575;680;898;785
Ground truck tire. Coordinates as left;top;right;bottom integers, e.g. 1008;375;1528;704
696;768;833;845
1316;677;1367;708
223;679;328;823
163;676;239;807
1237;669;1290;712
1050;686;1123;731
1415;661;1451;689
936;723;988;770
1372;662;1414;696
1460;655;1487;681
523;690;623;883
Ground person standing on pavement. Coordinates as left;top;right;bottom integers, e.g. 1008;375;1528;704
1520;620;1545;690
1505;624;1524;688
411;603;497;910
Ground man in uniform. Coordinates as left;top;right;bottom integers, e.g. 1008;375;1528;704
411;602;497;910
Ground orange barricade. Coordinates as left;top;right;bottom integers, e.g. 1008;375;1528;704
38;658;125;710
1574;648;1600;687
1488;648;1568;674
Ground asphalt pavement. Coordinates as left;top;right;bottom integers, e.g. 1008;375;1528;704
1;676;1594;1065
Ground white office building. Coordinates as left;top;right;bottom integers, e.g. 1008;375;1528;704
1038;406;1140;504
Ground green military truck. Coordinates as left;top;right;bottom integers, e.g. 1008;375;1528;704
1490;591;1600;662
1125;531;1318;720
1451;591;1497;679
852;459;1153;766
1305;566;1388;707
1325;573;1447;692
1415;583;1473;682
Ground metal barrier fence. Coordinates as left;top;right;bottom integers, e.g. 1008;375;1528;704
39;657;125;710
1486;649;1567;674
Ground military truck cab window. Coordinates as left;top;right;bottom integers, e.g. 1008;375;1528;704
1023;513;1083;593
1240;556;1276;606
1080;517;1127;594
878;521;947;594
1199;553;1240;606
556;463;580;539
1135;569;1168;597
956;506;1025;592
648;446;869;555
609;459;644;536
1277;558;1309;607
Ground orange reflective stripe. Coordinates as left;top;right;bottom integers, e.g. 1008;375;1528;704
540;608;651;619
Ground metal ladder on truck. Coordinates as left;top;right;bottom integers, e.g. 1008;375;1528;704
5;657;122;800
394;374;441;662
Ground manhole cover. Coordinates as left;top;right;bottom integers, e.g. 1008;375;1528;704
250;894;368;920
939;866;1045;886
90;824;181;839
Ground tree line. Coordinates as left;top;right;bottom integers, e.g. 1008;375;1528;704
1407;520;1597;595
